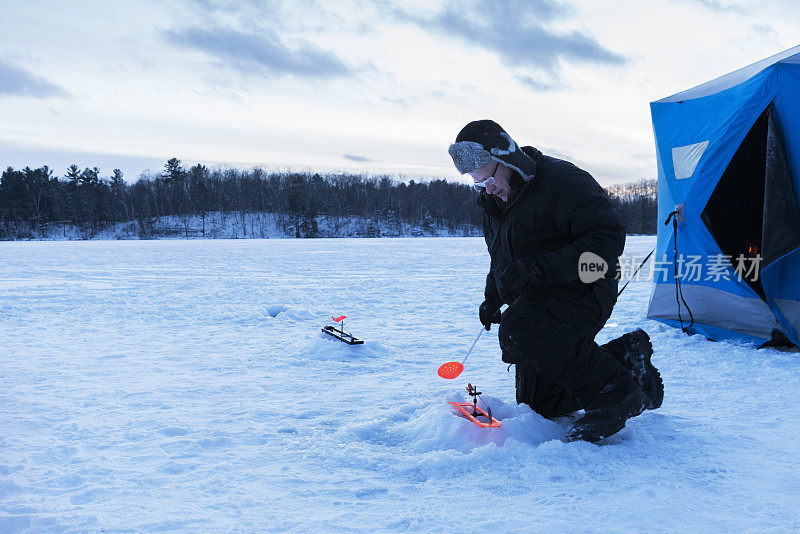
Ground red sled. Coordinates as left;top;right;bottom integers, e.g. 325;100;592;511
449;401;501;428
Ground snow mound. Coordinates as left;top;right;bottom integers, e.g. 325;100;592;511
292;336;392;363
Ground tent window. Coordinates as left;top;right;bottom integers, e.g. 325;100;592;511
701;107;768;299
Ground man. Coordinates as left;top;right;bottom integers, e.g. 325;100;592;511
448;119;663;442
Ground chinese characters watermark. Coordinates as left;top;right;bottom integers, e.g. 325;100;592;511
614;253;762;284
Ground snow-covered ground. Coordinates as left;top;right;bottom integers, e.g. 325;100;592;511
9;211;479;240
2;236;799;532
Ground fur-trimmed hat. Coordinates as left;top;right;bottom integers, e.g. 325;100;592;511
448;119;537;181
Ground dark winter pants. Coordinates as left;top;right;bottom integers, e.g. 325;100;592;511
498;287;630;418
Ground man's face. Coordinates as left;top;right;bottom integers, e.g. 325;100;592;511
469;160;513;201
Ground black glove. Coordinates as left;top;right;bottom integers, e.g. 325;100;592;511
479;299;503;331
500;258;547;294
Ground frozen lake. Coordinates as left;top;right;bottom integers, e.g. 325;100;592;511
2;236;799;532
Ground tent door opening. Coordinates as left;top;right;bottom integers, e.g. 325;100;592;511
701;107;770;299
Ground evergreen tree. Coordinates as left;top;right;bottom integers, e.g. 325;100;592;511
0;167;28;223
0;159;659;240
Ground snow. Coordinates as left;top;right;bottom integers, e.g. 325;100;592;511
2;236;800;532
14;211;480;240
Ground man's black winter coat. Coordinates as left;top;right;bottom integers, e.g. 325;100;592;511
480;146;626;318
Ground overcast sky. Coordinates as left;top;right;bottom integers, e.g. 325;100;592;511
1;0;798;186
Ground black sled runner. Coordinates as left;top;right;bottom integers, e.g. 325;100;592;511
321;315;364;345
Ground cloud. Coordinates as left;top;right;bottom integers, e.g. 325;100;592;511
676;0;746;12
391;0;625;89
0;59;68;98
515;74;563;92
165;26;352;78
434;3;624;71
343;154;371;162
176;0;281;15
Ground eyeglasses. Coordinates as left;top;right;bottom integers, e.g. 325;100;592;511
472;176;496;190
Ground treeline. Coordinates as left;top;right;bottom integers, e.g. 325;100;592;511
0;159;657;239
605;179;658;234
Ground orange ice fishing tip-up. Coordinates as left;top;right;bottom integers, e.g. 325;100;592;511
449;383;501;428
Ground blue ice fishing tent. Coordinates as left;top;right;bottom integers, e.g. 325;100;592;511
647;45;800;347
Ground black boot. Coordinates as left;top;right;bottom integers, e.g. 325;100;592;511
565;379;649;443
601;329;663;410
553;343;649;443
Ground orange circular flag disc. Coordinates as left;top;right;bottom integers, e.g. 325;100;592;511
437;361;464;379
